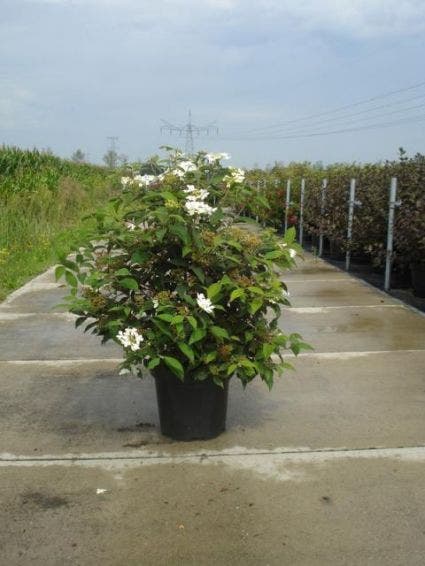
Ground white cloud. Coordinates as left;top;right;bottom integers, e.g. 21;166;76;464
262;0;425;38
24;0;425;37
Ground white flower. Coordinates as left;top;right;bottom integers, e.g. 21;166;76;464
289;249;297;258
134;174;156;187
173;160;197;177
184;184;196;193
121;176;132;187
223;167;245;187
180;160;197;172
282;289;291;297
185;188;209;201
185;200;216;216
204;152;231;164
152;299;159;309
116;327;144;351
125;221;136;231
196;293;215;314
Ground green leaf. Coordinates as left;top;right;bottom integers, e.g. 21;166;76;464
248;286;264;295
147;357;161;370
157;313;174;322
131;250;148;264
54;265;65;281
191;266;205;283
207;281;222;299
156;228;167;241
262;343;275;358
115;268;131;276
163;356;184;381
249;297;263;314
210;326;229;340
264;250;283;260
152;319;173;339
160;191;177;202
171;315;185;325
178;342;195;363
203;351;217;363
229;288;245;302
120;277;139;290
227;363;238;375
187;316;197;329
170;224;189;245
189;327;206;345
65;270;78;288
283;226;296;244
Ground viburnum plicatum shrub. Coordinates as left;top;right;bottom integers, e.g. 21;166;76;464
57;149;310;388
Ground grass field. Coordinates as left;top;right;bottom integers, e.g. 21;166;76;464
0;146;118;300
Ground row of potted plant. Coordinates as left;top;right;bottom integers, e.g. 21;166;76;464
244;151;425;295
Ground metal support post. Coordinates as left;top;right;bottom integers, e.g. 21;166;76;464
318;178;327;257
284;179;291;233
255;180;260;223
299;178;305;246
384;177;401;291
345;178;361;271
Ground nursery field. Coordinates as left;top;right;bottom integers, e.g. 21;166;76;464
0;146;118;300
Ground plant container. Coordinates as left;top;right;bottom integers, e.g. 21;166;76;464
153;367;229;441
410;262;425;297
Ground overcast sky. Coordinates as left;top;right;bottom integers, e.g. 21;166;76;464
1;0;425;167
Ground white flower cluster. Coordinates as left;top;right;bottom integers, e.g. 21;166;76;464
185;200;217;216
223;167;245;188
204;152;231;164
184;185;209;201
121;176;132;187
117;327;144;351
172;160;197;178
134;174;157;187
183;184;216;217
196;293;215;314
121;174;156;188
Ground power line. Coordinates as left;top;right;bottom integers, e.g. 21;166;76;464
226;80;425;137
236;93;425;138
215;113;425;142
240;101;425;140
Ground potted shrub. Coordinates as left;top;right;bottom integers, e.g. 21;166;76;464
56;149;310;440
393;154;425;297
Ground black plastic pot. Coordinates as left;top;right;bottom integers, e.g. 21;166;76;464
410;262;425;297
153;367;229;441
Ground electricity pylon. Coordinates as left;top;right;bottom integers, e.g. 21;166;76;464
160;110;218;154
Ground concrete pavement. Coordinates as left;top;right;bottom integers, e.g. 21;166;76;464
1;255;425;565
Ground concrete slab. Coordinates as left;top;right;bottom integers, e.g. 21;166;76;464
285;256;348;280
0;314;122;360
287;278;397;307
0;286;69;313
1;453;425;565
1;350;425;455
1;253;425;565
280;305;425;352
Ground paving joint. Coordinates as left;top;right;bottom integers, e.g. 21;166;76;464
3;444;425;466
